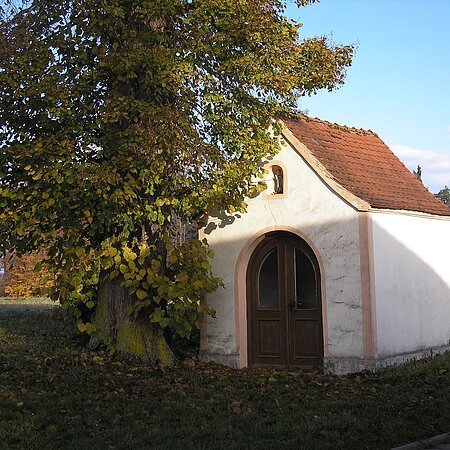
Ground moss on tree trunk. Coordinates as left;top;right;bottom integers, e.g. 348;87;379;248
92;277;174;366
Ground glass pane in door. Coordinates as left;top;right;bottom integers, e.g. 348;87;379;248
258;248;279;310
294;248;317;309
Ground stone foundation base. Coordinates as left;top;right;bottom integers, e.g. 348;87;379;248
324;344;450;375
200;351;239;368
202;344;450;374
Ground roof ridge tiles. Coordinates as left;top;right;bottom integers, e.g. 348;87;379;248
293;114;379;137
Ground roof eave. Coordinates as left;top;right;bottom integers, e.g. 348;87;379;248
368;207;450;220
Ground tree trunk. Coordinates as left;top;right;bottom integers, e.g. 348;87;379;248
92;277;174;366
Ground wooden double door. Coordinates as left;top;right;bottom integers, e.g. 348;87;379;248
247;232;323;369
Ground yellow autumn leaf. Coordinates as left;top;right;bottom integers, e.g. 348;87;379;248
136;289;148;300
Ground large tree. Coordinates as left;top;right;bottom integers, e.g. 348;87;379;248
0;0;353;363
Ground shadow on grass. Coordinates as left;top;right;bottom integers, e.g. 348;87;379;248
0;301;449;450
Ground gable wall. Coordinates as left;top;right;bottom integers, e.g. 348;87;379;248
203;138;365;367
371;211;450;357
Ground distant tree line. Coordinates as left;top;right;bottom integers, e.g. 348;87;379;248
0;251;53;298
412;165;449;208
435;186;450;206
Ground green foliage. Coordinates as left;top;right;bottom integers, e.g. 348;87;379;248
435;186;450;206
98;237;220;337
0;1;353;344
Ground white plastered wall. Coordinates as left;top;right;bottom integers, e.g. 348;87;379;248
371;211;450;357
203;138;364;368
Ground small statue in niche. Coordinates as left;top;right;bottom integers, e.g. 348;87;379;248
273;166;283;194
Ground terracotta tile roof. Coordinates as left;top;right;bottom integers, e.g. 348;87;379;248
282;116;450;216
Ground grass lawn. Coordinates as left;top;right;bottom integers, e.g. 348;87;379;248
0;299;449;449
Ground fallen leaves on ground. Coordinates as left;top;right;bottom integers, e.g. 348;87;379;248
0;301;449;449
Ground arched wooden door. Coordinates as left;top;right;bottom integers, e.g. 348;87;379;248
247;232;323;369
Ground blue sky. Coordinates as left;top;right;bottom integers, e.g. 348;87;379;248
287;0;450;193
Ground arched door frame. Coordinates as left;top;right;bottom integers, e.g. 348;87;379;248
234;226;328;368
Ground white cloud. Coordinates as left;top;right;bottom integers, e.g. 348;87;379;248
389;144;450;193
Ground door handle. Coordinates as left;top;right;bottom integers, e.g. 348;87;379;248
289;299;295;310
